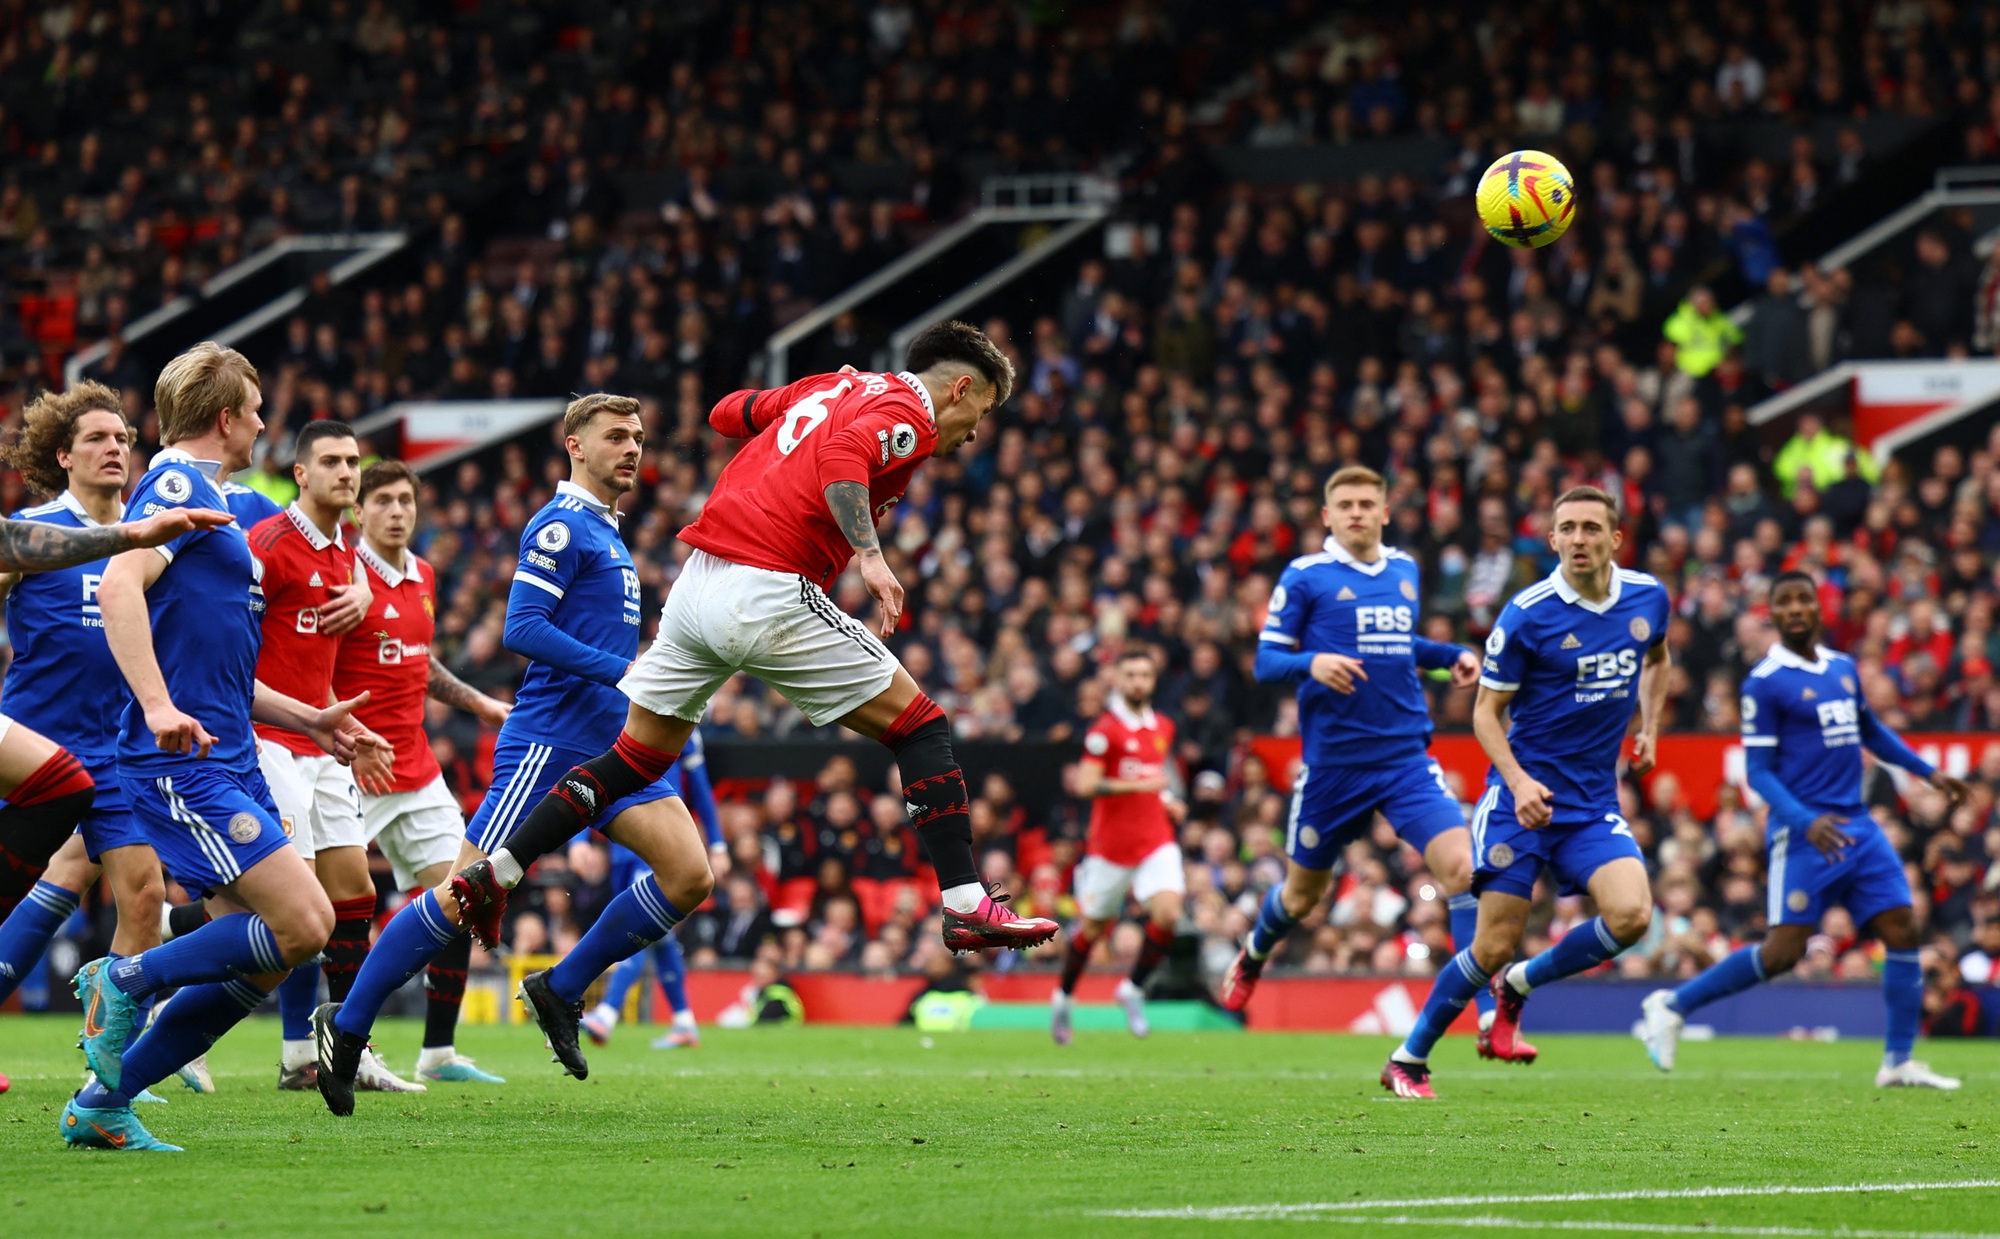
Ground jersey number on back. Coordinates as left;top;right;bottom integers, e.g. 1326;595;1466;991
777;380;852;456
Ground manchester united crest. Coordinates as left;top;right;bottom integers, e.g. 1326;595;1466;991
422;593;435;619
1629;617;1651;642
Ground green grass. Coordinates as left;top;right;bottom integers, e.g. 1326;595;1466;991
1;1014;1996;1237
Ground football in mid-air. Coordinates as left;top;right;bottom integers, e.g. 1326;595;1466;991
1475;149;1577;248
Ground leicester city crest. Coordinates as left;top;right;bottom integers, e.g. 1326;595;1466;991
1629;617;1651;642
228;812;262;844
1400;579;1417;601
1488;843;1516;868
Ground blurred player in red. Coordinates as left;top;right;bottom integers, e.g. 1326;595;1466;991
1051;649;1186;1044
424;321;1056;1069
246;422;415;1094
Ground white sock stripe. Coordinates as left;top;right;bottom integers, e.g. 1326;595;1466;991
252;919;283;974
1447;892;1477;911
413;895;458;945
223;978;266;1011
1594;918;1621;954
630;878;681;932
1455;952;1490;986
26;882;80;915
1750;947;1767;981
1884;950;1922;964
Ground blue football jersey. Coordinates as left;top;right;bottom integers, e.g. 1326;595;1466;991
1259;538;1465;767
1741;643;1886;824
502;480;643;746
115;448;266;775
222;480;283;526
1479;568;1671;821
1;492;131;764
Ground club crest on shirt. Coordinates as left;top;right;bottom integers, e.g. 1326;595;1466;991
536;523;570;552
1400;580;1416;601
228;812;262;844
421;593;435;618
1841;675;1855;693
1788;890;1809;912
157;470;192;503
1488;843;1516;868
1629;617;1651;642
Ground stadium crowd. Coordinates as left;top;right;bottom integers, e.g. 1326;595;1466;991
0;1;1997;1028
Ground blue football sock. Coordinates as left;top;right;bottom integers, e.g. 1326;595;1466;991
277;962;321;1039
335;891;460;1040
1517;916;1625;992
1669;944;1766;1015
653;936;689;1017
0;880;79;1004
1883;949;1921;1068
602;954;646;1014
1399;948;1490;1062
1447;893;1494;1017
1246;886;1299;961
548;876;684;1004
81;977;267;1106
107;913;284;999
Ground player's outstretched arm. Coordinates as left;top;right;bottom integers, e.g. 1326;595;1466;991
251;683;392;769
1856;708;1970;805
0;508;232;575
428;654;511;728
824;480;902;638
99;547;217;758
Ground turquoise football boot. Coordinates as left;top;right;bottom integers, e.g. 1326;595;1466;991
60;1097;182;1152
73;958;141;1092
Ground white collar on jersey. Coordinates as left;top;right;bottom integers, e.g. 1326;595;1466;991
1549;565;1623;615
151;446;222;479
1107;691;1157;732
1763;641;1837;674
896;371;937;425
58;489;123;526
356;537;418;588
1323;535;1392;577
285;501;346;551
556;479;621;525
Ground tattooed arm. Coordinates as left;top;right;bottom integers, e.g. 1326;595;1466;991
429;655;511;728
0;508;235;575
824;480;902;638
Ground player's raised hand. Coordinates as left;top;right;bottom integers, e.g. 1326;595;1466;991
1805;813;1853;862
1309;653;1367;695
317;580;373;636
1509;775;1555;829
1449;649;1481;689
144;701;216;759
1929;771;1971;809
859;551;904;638
125;506;234;547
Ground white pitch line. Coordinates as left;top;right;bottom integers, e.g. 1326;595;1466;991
1100;1178;2000;1219
1149;1213;2000;1239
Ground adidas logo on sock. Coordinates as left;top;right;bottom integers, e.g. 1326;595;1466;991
1560;633;1581;649
563;778;599;811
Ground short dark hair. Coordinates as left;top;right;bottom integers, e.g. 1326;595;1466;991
1116;647;1154;666
358;459;417;503
1553;485;1620;523
1769;569;1818;600
294;420;357;461
905;320;1014;407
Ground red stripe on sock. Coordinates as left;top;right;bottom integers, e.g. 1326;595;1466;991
7;749;92;807
1144;920;1174;947
612;730;678;782
332;896;377;922
882;694;945;747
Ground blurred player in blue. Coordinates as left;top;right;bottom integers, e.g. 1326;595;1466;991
1384;486;1671;1099
315;394;714;1115
579;727;725;1050
1640;570;1969;1089
1227;467;1513;1046
62;343;389;1152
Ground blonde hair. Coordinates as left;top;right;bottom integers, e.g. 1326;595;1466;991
1323;464;1387;502
3;381;132;496
155;341;260;445
562;392;642;438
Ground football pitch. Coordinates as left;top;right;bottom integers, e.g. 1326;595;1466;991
0;1014;1994;1238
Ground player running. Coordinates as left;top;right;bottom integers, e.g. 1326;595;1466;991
61;342;389;1152
431;323;1057;1023
0;385;171;1063
1222;467;1505;1046
1639;570;1969;1089
1051;649;1185;1044
334;458;512;1083
247;421;420;1094
580;726;724;1051
1383;486;1670;1099
314;393;710;1109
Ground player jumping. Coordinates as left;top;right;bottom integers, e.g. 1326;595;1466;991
334;459;513;1083
314;393;709;1109
1639;570;1969;1089
1052;649;1185;1044
426;322;1056;1067
1383;486;1670;1099
1223;467;1508;1049
61;343;389;1152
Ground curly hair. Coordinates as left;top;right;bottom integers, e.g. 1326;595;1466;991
3;381;131;497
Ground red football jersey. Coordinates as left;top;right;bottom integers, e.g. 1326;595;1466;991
1080;697;1178;866
332;540;442;792
682;370;939;587
250;506;357;757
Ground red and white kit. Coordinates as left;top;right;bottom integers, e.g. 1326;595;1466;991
1074;695;1185;920
248;505;365;859
623;369;938;726
331;540;463;889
